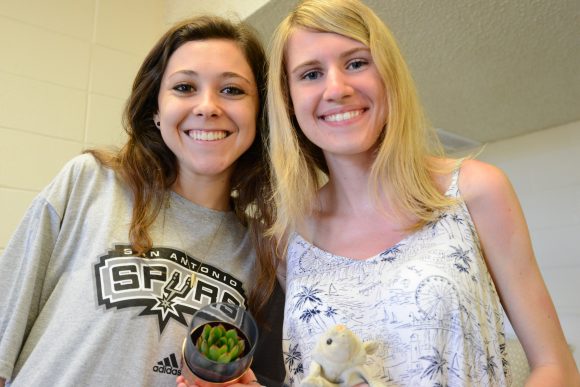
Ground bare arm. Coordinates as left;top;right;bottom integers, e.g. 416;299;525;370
0;378;4;387
460;160;579;386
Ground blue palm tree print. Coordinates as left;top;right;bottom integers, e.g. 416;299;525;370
482;354;498;382
380;244;403;263
284;343;302;375
293;285;323;311
420;347;448;380
324;305;338;323
450;245;471;273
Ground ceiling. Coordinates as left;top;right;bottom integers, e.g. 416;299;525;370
247;0;580;150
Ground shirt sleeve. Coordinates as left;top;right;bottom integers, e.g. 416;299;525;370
0;193;62;380
0;154;90;381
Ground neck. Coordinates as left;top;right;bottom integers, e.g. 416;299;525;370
172;174;231;211
322;153;382;215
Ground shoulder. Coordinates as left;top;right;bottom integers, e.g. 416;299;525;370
69;152;120;180
43;154;97;187
43;153;120;199
457;159;523;237
457;159;513;206
59;153;116;187
57;153;103;177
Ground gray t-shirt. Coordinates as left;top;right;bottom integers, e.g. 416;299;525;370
0;154;281;386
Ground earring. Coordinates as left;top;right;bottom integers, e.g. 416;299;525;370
155;121;160;127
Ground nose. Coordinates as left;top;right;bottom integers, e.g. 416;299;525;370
322;67;353;101
192;90;221;117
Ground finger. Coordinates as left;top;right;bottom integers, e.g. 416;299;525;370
176;375;197;387
229;368;264;386
239;368;257;384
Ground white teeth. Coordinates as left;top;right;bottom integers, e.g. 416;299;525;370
323;110;363;122
187;130;228;141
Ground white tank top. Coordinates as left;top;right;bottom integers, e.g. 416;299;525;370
282;167;512;386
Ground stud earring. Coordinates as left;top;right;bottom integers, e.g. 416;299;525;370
155;121;160;127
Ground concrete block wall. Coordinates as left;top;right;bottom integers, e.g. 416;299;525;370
477;120;580;366
1;0;578;371
0;0;165;254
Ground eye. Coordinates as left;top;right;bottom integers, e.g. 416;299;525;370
346;59;368;71
301;70;322;81
173;83;194;93
222;86;245;96
326;338;333;345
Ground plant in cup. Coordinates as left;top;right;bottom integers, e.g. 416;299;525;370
181;302;258;386
196;323;246;364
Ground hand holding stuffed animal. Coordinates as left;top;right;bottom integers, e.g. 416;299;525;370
300;325;386;387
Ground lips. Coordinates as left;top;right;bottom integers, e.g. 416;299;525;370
185;130;230;141
319;109;365;122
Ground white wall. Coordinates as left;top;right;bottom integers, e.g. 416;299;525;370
164;0;268;25
0;0;165;254
477;120;580;366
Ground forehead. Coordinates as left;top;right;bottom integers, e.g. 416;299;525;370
285;28;367;65
164;39;255;82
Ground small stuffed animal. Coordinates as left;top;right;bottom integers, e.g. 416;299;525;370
300;325;386;387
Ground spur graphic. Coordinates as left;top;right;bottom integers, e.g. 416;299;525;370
94;244;247;333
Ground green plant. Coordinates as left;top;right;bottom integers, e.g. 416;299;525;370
196;323;246;363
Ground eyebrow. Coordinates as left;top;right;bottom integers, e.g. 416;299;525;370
289;46;371;76
167;69;254;86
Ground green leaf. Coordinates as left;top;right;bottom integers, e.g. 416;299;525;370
209;326;222;346
200;341;209;356
229;343;241;361
208;344;223;361
202;324;212;341
227;337;236;351
225;328;238;341
217;352;232;364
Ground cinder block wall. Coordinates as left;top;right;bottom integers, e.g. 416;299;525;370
1;0;578;370
0;0;164;253
477;120;580;367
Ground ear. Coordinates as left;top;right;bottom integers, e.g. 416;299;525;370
363;341;379;355
153;113;160;129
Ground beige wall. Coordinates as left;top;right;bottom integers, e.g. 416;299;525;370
164;0;268;25
0;1;271;254
0;0;165;253
477;120;580;367
1;0;578;369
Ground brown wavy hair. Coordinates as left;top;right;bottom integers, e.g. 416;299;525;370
87;16;276;322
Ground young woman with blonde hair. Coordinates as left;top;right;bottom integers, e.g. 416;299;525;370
267;0;579;386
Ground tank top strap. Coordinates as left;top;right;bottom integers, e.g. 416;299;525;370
445;159;464;197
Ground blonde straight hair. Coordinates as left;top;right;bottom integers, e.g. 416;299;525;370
267;0;455;245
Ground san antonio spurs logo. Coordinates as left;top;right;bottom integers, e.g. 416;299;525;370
94;244;247;333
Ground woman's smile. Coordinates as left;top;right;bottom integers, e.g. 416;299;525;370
319;108;366;123
184;129;231;141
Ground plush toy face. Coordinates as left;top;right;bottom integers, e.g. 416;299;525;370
314;324;364;364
